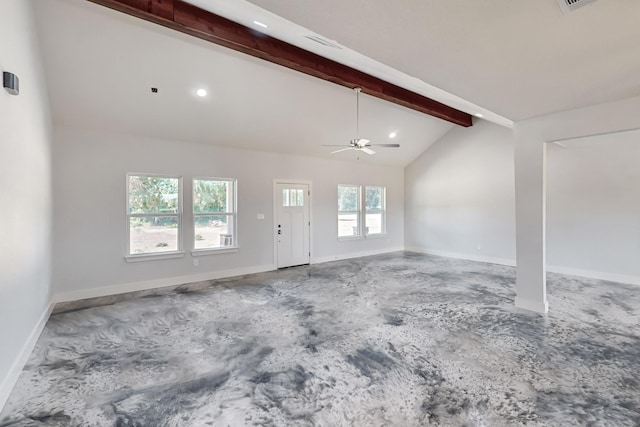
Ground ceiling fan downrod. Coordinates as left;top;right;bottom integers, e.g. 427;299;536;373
355;87;361;140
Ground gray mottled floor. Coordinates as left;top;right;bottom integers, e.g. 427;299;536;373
1;251;639;426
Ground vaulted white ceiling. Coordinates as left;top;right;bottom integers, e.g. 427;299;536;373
246;0;640;121
32;0;640;167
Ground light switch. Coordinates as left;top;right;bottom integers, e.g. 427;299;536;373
257;213;265;220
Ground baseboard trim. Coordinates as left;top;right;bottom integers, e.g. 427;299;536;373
0;302;55;413
547;265;640;286
404;247;640;286
404;247;516;267
54;264;277;303
515;296;549;314
55;247;410;303
311;246;405;265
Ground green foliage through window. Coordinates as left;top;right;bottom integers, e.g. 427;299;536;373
366;187;383;210
338;185;359;211
337;184;386;238
194;180;231;213
193;179;236;250
127;174;181;256
129;176;179;214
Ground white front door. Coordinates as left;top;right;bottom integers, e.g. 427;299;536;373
275;182;310;268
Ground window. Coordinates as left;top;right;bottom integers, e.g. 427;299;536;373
193;178;237;250
282;188;304;207
127;174;182;257
337;185;386;238
338;185;361;238
365;186;386;236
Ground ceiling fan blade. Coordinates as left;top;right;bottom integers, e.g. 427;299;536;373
369;143;400;147
356;138;370;147
322;144;350;147
331;147;353;154
361;147;376;155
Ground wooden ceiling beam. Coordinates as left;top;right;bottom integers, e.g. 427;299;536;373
88;0;473;127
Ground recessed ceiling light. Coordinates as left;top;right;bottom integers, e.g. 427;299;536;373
253;20;268;29
196;88;207;97
389;131;397;139
474;113;484;118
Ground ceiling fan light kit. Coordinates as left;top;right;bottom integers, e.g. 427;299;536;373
323;87;400;156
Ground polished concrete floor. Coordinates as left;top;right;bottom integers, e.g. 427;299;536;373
1;252;639;426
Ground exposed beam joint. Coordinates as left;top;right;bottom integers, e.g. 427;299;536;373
88;0;473;127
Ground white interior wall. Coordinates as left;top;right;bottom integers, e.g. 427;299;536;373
546;130;640;284
404;120;516;264
52;126;404;300
0;0;53;409
405;111;640;287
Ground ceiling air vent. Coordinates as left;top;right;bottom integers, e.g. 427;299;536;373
555;0;598;14
304;35;342;49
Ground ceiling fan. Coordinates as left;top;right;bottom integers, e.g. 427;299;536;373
323;87;400;155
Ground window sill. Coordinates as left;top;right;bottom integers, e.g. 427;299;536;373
125;251;186;263
365;233;387;239
338;235;364;241
191;247;239;257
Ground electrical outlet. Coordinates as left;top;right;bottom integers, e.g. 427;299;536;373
193;259;199;267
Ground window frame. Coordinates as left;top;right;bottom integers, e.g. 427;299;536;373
337;184;387;240
191;177;238;256
364;186;386;237
125;173;184;262
337;184;363;240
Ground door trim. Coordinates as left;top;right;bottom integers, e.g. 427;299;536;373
273;179;313;268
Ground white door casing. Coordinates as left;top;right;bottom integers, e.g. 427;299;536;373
275;182;310;268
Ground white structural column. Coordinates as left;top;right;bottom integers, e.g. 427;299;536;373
512;94;640;314
513;125;549;313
